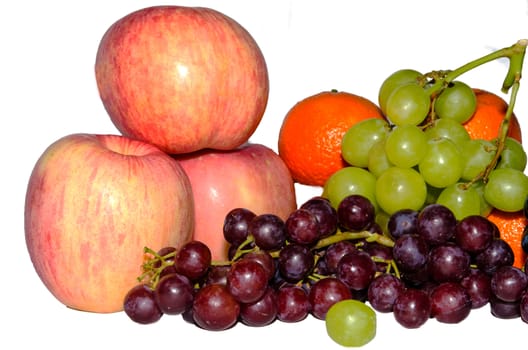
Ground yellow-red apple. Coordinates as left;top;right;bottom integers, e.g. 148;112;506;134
24;133;194;313
95;5;269;154
175;143;297;261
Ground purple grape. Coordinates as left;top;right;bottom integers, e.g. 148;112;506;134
490;265;528;302
223;207;256;245
474;238;514;275
367;273;406;313
460;268;491;309
204;265;230;286
154;246;177;267
337;194;375;231
308;277;352;320
323;240;358;274
427;243;470;283
192;284;240;331
489;294;521;319
278;243;314;283
285;208;321;246
336;250;377;291
175;240;212;281
154;273;194;315
243;250;276;281
454;215;494;253
362;241;394;272
429;282;472;323
392;234;430;273
276;285;311;322
123;284;163;324
300;196;338;237
249;214;286;251
240;286;277;327
387;208;418;240
159;264;179;280
393;288;431;329
226;258;269;303
417;204;457;245
520;290;528;323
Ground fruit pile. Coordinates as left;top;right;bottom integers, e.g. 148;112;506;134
22;3;528;348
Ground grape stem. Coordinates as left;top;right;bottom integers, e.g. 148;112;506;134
427;40;527;186
312;230;395;250
137;246;177;289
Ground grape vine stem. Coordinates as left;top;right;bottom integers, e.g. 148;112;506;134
427;40;527;186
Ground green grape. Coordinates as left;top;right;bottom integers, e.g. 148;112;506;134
322;166;378;211
342;118;390;168
459;139;496;181
378;69;422;113
424;118;471;150
375;210;391;235
434;81;477;124
418;137;462;188
385;83;431;126
385;124;427;168
484;168;528;212
471;180;493;216
496;137;527;171
325;299;376;347
368;139;393;177
436;183;480;220
375;167;427;215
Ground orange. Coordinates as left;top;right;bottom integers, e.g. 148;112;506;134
278;90;384;187
486;208;527;268
463;89;522;143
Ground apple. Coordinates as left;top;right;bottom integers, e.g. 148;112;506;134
175;143;297;261
24;133;194;313
95;5;269;154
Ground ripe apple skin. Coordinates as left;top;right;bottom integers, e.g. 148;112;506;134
24;134;194;313
95;5;269;154
176;143;297;261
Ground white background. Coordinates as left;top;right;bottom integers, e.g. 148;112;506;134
2;0;528;348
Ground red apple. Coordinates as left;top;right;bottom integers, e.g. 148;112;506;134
95;5;269;154
24;133;194;313
176;143;297;261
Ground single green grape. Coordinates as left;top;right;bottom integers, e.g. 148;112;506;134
459;139;496;181
424;118;470;150
368;138;393;177
375;167;427;215
495;137;527;171
418;137;462;188
385;124;427;168
484;168;528;212
378;68;422;113
342;118;390;168
471;180;493;216
322;166;378;211
325;299;376;348
434;81;477;124
436;183;481;220
385;83;431;126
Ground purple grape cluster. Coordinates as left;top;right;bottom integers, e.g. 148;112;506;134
123;194;528;330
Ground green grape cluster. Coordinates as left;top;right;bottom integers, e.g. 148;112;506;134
323;68;528;222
